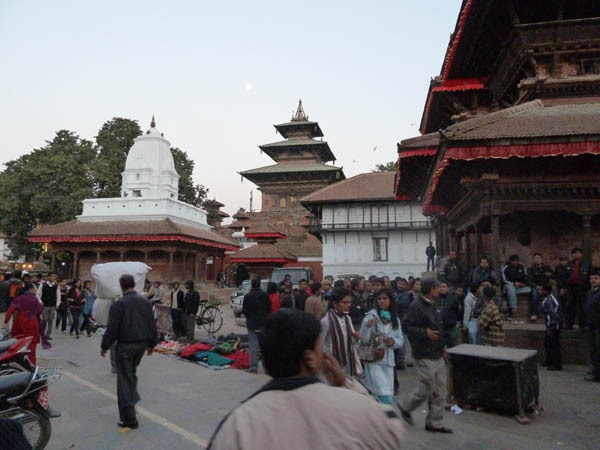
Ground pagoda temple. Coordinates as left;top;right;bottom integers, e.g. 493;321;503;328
240;101;345;211
395;0;600;270
30;118;238;282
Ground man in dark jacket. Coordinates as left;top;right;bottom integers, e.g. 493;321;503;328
100;274;158;429
467;256;498;288
169;281;185;338
565;247;591;330
183;280;200;342
398;277;451;434
502;254;531;319
426;242;436;272
585;270;600;382
442;250;465;291
293;279;309;312
554;256;569;312
243;276;271;373
528;253;554;321
436;282;460;348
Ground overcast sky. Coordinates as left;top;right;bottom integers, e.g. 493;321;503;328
0;0;461;215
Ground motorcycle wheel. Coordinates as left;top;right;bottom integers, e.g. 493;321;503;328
22;404;52;450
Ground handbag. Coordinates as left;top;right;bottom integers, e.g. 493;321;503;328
357;321;385;362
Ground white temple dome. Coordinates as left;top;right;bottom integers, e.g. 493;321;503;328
121;117;179;199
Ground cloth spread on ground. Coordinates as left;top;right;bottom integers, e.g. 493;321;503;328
154;341;184;354
174;337;251;369
180;342;213;359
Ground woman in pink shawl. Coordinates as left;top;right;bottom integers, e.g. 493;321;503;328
4;282;42;364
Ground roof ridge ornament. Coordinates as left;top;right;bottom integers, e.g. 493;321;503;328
292;99;308;122
150;115;156;128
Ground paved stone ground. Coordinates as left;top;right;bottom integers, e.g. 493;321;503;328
38;306;599;450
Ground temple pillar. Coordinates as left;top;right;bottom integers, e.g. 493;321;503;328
119;251;125;262
168;251;174;281
476;225;483;262
490;215;501;271
449;228;456;253
465;228;472;269
144;251;149;264
73;251;80;279
50;252;56;272
96;252;101;264
582;215;592;265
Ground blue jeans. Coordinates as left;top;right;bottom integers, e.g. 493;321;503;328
504;282;531;311
247;330;260;373
69;308;81;335
467;319;482;345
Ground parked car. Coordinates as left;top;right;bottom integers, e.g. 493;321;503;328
270;267;314;290
230;279;270;317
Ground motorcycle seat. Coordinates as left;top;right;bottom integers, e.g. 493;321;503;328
0;372;32;393
0;339;17;352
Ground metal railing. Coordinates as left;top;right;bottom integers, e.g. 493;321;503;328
308;220;431;232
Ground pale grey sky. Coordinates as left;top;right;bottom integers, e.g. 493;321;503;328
0;0;461;215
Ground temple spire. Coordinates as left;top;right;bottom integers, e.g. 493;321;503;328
292;99;308;121
150;115;156;128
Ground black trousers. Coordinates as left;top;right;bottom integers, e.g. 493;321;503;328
544;329;562;369
565;286;586;329
589;328;600;379
116;341;147;424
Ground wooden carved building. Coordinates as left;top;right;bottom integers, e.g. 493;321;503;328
395;0;600;269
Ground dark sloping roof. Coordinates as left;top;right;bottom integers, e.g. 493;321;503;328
259;138;329;149
301;172;395;204
445;99;600;141
229;243;296;262
399;132;440;150
232;210;251;219
240;162;343;175
29;218;238;248
217;210;230;218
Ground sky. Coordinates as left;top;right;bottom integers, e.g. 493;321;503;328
0;0;461;216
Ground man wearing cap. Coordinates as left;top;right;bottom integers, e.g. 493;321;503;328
398;277;451;434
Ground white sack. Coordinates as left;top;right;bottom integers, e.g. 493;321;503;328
91;261;151;299
93;298;114;326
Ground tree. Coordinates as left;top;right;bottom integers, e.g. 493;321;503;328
92;118;142;198
170;147;208;207
202;199;222;226
372;160;398;172
0;130;96;256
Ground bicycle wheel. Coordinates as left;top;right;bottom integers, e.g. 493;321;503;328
201;305;223;334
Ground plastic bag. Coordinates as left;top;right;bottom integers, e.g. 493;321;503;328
91;261;151;299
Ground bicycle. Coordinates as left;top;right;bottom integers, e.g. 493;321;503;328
195;300;224;334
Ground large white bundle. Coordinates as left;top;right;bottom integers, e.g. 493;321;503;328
91;261;151;299
93;298;114;326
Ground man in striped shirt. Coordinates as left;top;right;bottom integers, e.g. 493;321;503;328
478;286;504;347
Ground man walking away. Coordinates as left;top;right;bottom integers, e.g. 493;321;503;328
399;277;452;434
100;274;158;429
426;241;436;272
183;281;200;342
242;276;271;373
293;279;309;312
585;270;600;382
169;282;185;338
565;248;591;330
539;282;563;371
478;286;504;347
37;272;60;341
436;282;460;348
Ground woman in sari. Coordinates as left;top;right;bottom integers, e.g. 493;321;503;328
3;282;42;365
360;288;404;404
320;287;362;377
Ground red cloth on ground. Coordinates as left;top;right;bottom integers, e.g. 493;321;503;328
180;342;213;359
224;350;250;369
268;293;280;314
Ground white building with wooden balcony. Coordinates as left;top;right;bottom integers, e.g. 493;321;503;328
301;172;433;279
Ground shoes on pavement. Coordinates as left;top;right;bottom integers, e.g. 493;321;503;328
87;334;92;337
75;335;80;339
406;362;414;367
398;405;414;426
425;425;453;434
46;336;52;341
69;331;73;336
117;421;139;429
584;376;600;382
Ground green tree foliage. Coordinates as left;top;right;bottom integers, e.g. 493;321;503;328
171;147;209;207
92;118;142;198
373;160;398;172
0;118;210;257
0;130;96;256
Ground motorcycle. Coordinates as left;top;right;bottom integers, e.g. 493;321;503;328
0;365;61;450
0;335;36;374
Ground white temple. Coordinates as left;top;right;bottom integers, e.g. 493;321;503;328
78;118;210;228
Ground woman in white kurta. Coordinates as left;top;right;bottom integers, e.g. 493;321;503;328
321;288;362;377
360;288;404;404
